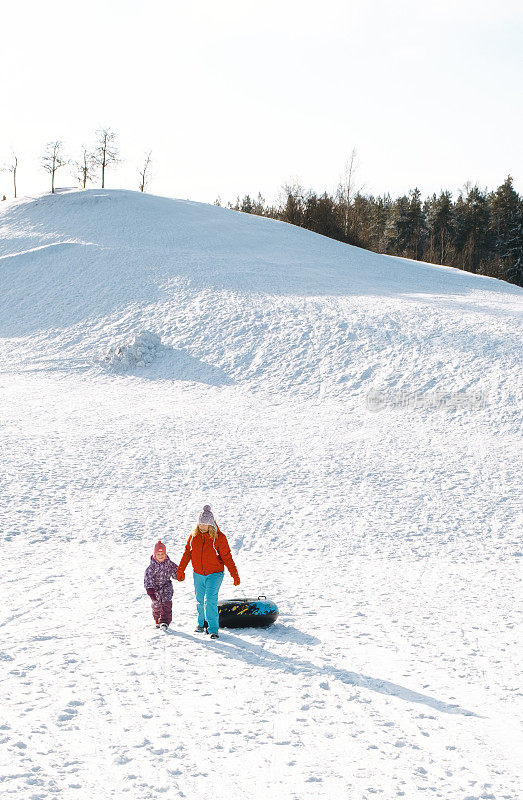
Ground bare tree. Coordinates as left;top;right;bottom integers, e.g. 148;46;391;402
337;147;361;239
10;154;18;198
138;150;152;192
1;153;18;198
94;128;119;188
42;141;66;194
73;146;96;189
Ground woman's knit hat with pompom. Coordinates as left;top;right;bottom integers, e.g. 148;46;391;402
198;504;216;529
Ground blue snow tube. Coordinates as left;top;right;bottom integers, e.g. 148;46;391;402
218;596;279;628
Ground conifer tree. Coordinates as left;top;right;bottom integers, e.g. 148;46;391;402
388;196;411;255
281;184;304;227
426;191;453;264
459;186;491;273
407;188;427;260
240;195;254;213
303;192;342;239
252;193;266;216
490;176;523;284
369;195;392;252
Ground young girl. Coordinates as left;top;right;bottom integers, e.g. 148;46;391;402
144;541;179;630
177;505;240;639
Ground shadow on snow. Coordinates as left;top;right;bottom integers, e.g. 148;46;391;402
169;628;479;718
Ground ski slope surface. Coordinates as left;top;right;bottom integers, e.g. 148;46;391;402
0;189;522;800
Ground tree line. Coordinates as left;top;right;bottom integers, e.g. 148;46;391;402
3;134;521;287
1;128;153;198
225;177;523;287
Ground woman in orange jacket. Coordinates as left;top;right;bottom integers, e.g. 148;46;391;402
177;505;240;639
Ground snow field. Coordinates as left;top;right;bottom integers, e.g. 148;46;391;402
1;373;521;799
0;190;522;799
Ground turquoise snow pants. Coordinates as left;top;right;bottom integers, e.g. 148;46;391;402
193;571;224;634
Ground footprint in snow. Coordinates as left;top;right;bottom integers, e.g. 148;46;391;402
58;700;84;722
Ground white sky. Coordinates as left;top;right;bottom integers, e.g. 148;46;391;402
1;0;522;204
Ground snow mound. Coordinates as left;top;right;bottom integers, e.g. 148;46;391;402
102;330;161;369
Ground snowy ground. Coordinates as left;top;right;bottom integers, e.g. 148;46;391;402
0;190;522;799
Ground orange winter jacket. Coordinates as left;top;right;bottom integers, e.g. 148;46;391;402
178;528;239;581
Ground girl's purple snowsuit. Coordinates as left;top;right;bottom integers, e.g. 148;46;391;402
144;556;179;626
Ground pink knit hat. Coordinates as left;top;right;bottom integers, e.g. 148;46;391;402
198;504;216;529
154;540;166;556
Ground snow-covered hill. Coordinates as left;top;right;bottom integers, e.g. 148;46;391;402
0;189;521;800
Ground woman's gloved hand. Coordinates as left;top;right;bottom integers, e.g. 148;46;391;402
177;570;185;582
233;576;241;586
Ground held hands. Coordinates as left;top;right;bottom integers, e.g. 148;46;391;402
177;570;185;582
